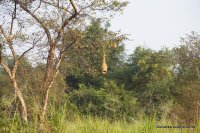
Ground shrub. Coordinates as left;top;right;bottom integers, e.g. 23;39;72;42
68;80;137;121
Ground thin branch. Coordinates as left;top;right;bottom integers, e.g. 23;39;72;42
32;0;42;14
19;34;44;60
10;0;17;35
54;14;78;45
78;2;95;13
41;0;73;14
0;25;16;61
16;0;53;45
69;0;78;13
19;46;34;60
48;69;60;88
53;0;78;45
55;36;78;71
60;37;77;55
0;42;2;62
196;66;200;80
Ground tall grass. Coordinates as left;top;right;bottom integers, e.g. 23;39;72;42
1;105;199;133
0;100;199;133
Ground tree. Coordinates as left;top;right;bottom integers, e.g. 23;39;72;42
127;47;173;116
0;0;128;125
172;32;200;123
62;19;127;90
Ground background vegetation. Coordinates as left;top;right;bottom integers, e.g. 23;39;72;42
0;0;200;132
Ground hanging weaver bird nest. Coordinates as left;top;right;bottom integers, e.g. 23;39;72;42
101;51;107;74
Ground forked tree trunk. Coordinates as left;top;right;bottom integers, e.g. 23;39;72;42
39;46;58;128
39;70;59;131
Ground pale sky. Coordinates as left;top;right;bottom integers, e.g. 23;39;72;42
111;0;200;54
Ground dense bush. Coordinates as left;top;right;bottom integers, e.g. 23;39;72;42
68;80;136;120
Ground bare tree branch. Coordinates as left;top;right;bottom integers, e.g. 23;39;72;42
53;0;78;45
16;0;53;45
54;15;78;44
10;0;17;35
69;0;78;13
19;46;34;60
60;37;77;55
0;25;17;61
0;42;2;62
41;0;73;14
32;0;42;14
19;33;44;60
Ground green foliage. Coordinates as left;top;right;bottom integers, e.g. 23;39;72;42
173;32;200;83
68;81;136;120
61;19;127;78
125;47;174;117
66;70;105;90
0;69;11;98
171;32;200;124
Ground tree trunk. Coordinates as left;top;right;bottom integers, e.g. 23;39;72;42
39;88;50;122
1;61;28;122
12;78;28;122
39;46;56;129
38;71;59;131
196;66;200;80
39;70;59;122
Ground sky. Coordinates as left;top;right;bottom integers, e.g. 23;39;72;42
111;0;200;54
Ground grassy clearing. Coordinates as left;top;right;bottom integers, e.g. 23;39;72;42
0;103;199;133
1;111;199;133
61;117;197;133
